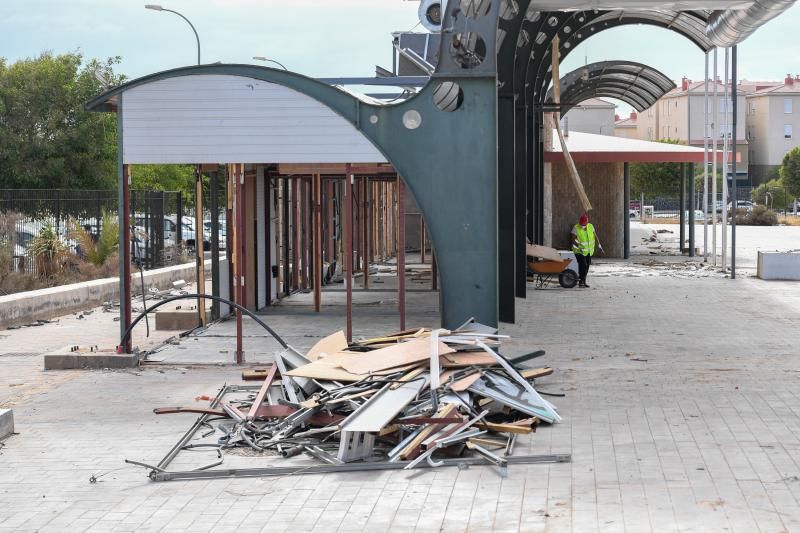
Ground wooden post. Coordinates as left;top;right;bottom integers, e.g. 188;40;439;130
397;176;406;331
195;166;207;326
344;165;353;342
313;173;322;312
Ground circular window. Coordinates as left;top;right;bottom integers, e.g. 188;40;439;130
433;81;464;112
402;110;423;130
450;32;487;69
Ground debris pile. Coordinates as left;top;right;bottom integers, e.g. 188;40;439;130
140;319;567;480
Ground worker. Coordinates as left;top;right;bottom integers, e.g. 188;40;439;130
571;213;603;288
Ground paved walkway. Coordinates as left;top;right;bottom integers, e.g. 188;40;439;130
2;257;800;531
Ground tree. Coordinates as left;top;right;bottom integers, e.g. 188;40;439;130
629;139;685;197
751;178;795;211
0;52;124;189
131;164;196;197
780;146;800;198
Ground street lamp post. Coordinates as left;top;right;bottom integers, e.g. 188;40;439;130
253;56;288;70
145;4;201;65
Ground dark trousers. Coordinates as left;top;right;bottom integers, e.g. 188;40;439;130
576;253;592;284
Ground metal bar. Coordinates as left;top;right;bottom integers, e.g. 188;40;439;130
293;178;300;290
703;51;710;262
363;177;370;289
722;47;730;271
226;171;234;316
195;166;207;326
313;173;322;312
397;176;406;331
283;178;291;296
210;170;220;320
120;162;132;353
680;163;686;253
731;45;738;279
150;453;571;481
345;164;353;342
712;49;719;266
431;250;438;291
265;175;272;306
689;163;696;257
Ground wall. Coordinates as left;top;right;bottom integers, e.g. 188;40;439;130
550;161;624;258
564;105;616;136
747;93;800;167
0;260;210;329
614;125;639;139
121;74;386;164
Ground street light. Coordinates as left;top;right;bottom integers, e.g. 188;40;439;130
145;4;201;65
253;56;288;70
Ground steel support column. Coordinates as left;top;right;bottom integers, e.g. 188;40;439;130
235;163;245;364
498;92;516;324
731;45;738;279
689;163;696;257
120;163;132;353
195;166;206;326
624;162;630;260
313;173;322;312
680;163;686;253
210;170;220;320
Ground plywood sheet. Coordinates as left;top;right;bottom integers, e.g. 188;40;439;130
449;372;481;392
441;352;497;366
306;331;348;361
526;244;562;261
341;338;454;375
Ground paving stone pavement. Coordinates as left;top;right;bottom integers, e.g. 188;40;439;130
2;260;800;532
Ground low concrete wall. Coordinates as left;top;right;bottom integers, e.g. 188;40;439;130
0;409;13;440
0;260;212;329
757;251;800;280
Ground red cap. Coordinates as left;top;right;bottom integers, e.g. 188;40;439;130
579;214;589;226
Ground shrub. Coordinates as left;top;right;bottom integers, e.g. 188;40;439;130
69;211;118;267
27;224;69;278
735;205;778;226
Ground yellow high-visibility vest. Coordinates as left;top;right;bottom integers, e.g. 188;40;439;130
572;223;596;256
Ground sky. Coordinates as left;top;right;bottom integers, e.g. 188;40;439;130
2;0;800;114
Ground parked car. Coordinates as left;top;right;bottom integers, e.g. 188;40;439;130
727;200;756;214
203;219;228;250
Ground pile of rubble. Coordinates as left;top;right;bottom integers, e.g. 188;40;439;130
140;319;567;480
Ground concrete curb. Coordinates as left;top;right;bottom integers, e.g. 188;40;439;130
0;260;211;330
43;346;141;370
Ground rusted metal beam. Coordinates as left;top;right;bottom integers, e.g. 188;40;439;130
397;177;406;331
246;364;278;421
345;164;353;342
235;163;245;364
122;164;132;353
362;177;370;289
195;165;207;326
313;173;322;312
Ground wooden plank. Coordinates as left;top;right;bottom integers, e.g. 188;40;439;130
286;352;418;382
449;372;482;392
390;366;427;390
241;367;280;381
246;364;278;421
441;352;497;366
398;403;458;460
341;338;454;375
475;421;533;434
525;244;562;261
306;330;348;361
520;367;554;380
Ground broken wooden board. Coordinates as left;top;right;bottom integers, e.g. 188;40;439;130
398;403;459;460
306;331;348;361
476;421;533;434
441;352;497;367
449;372;481;392
520;367;554;380
526;244;562;262
241;367;280;381
341;338;454;375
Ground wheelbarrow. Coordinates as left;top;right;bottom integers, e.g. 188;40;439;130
526;244;579;289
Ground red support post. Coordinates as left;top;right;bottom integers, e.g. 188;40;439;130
313;173;322;312
345;165;353;342
362;177;370;289
397;176;406;331
235;163;245;364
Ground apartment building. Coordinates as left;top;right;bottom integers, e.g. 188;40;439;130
614;111;638;139
563;98;616;135
633;78;750;184
746;75;800;183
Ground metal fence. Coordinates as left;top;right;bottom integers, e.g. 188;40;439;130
631;185;798;220
0;189;185;275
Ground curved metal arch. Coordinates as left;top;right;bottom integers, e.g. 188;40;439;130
547;61;676;113
526;9;714;107
87;63;502;328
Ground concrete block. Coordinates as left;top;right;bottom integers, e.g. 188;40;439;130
0;409;13;440
757;251;800;280
155;309;206;331
43;346;140;370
